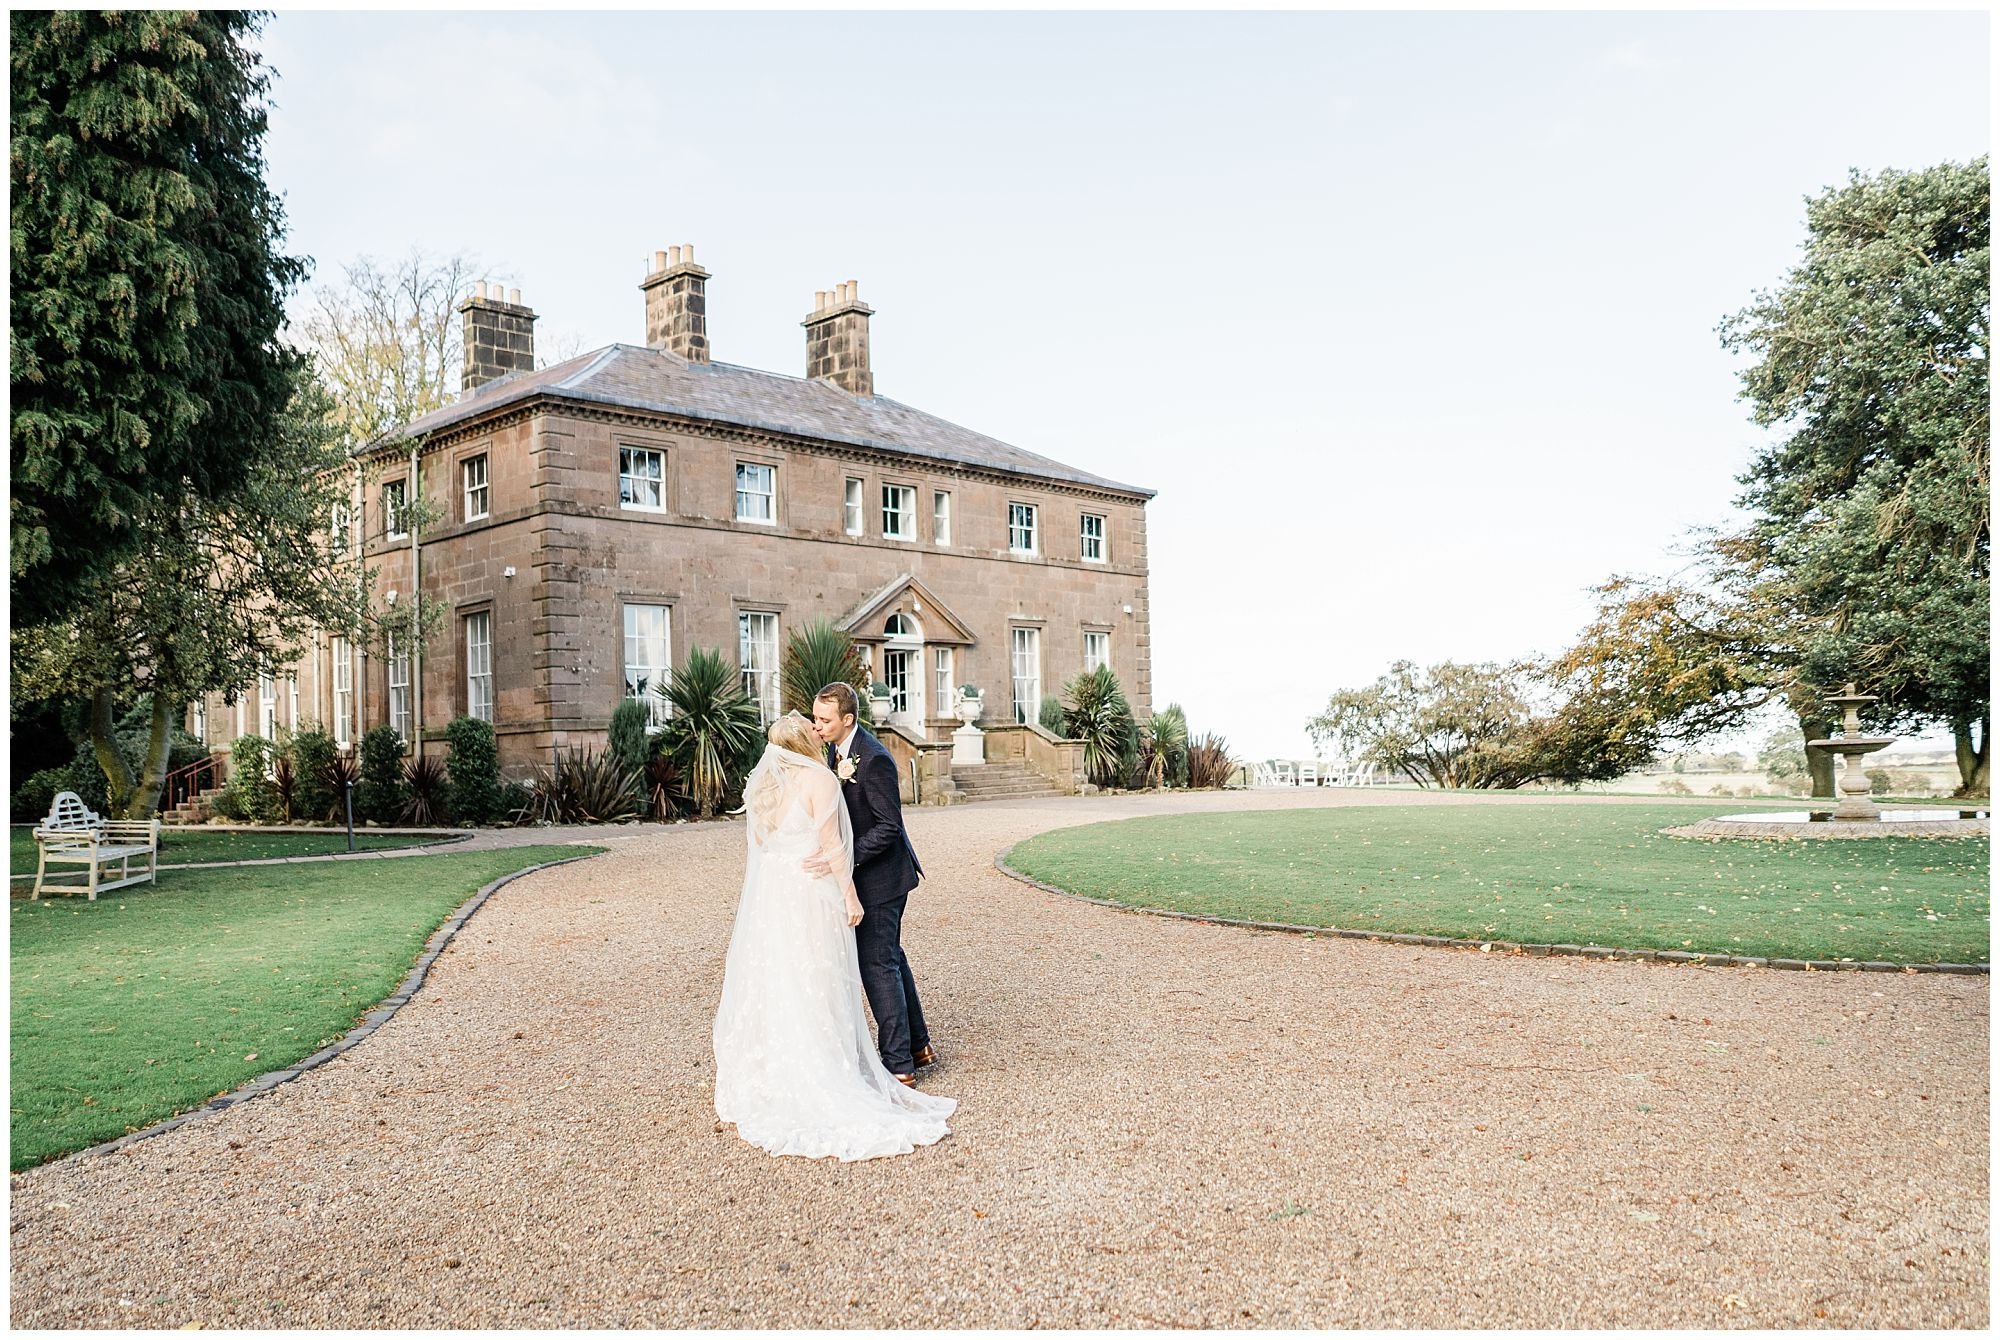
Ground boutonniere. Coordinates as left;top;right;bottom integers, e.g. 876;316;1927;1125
836;756;857;783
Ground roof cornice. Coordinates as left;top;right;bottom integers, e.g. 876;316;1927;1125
360;392;1157;505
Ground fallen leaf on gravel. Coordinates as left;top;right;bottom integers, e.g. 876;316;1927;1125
1628;1211;1660;1222
1720;1294;1745;1309
674;1266;705;1275
180;1324;204;1331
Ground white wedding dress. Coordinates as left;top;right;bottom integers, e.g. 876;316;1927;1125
712;745;955;1161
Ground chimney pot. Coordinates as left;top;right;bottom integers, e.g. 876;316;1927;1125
654;250;668;272
474;280;487;301
507;287;520;305
668;245;682;266
683;243;695;264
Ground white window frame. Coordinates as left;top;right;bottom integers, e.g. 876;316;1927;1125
1011;627;1042;725
465;611;493;723
623;603;673;728
933;490;952;546
735;462;776;525
619;446;666;513
332;638;354;746
331;502;354;555
739;611;779;725
288;674;300;730
1009;501;1038;556
387;633;411;744
384;479;409;540
462;454;490;522
882;484;916;541
934;647;954;711
1081;512;1107;563
192;700;206;744
258;673;278;741
1084;630;1111;674
844;477;865;536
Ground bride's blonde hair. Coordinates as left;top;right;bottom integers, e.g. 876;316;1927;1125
767;712;820;759
751;712;823;836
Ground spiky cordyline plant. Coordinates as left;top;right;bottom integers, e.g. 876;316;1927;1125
1061;664;1136;787
519;747;642;824
401;753;450;825
1186;732;1237;790
780;618;870;717
658;647;765;818
1152;703;1190;787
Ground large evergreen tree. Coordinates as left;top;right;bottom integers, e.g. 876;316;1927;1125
10;10;304;626
1719;158;1990;794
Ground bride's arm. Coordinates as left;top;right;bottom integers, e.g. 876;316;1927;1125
805;776;863;922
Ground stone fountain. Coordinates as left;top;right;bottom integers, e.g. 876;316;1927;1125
1809;682;1898;821
1664;681;1988;841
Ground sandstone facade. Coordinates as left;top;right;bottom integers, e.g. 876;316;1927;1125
193;251;1154;781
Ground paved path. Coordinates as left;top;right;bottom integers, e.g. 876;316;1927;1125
9;790;1988;1328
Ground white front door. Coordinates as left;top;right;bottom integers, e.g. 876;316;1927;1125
883;646;925;729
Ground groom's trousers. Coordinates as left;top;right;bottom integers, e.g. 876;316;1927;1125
855;895;929;1074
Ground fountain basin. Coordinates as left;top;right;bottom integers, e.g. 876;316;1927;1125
1666;809;1989;841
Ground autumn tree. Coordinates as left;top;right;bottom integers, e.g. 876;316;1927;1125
1545;565;1839;797
294;249;479;448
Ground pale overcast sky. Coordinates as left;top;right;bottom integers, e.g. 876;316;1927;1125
257;9;1987;763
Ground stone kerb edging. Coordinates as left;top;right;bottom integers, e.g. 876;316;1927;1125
1664;818;1989;841
992;847;1989;977
59;851;606;1166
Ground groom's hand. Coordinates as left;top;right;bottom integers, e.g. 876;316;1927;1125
801;854;833;877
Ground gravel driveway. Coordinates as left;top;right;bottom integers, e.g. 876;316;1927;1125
9;789;1988;1328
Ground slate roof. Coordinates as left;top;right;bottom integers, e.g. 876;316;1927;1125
384;343;1154;498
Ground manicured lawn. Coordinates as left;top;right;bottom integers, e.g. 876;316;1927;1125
9;826;451;876
10;844;601;1170
1005;804;1989;965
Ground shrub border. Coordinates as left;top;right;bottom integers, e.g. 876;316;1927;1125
993;846;1988;976
47;851;605;1166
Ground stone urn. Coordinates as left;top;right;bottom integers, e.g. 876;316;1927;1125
953;691;983;725
868;690;893;726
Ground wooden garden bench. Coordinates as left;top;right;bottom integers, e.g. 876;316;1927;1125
31;791;160;900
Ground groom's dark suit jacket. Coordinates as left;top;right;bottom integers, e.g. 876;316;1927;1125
830;726;923;906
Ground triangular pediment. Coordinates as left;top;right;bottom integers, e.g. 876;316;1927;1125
836;574;976;646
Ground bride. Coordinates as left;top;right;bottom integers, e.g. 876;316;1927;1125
712;712;956;1161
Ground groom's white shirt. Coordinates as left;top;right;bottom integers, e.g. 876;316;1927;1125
836;723;859;762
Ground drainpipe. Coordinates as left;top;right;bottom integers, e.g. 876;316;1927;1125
353;460;366;748
409;442;423;762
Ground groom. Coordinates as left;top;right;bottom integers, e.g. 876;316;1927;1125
805;682;937;1087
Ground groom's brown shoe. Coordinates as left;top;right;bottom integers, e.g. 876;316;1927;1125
893;1073;917;1087
913;1043;938;1069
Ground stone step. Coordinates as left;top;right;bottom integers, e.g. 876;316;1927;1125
956;787;1062;803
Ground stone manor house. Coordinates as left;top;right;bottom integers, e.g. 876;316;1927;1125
191;245;1155;799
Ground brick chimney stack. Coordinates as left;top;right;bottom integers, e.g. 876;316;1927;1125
458;281;536;394
641;244;710;362
803;280;872;396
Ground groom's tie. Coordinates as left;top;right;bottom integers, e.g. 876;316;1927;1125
825;742;837;770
